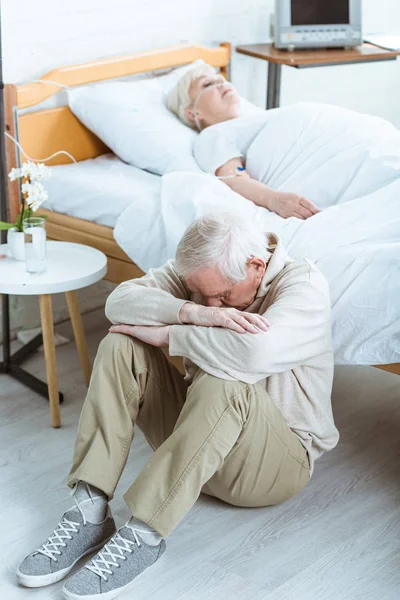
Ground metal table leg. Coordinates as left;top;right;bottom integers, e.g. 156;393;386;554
0;293;64;404
266;62;282;109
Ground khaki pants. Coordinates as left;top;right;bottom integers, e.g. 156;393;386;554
67;333;310;537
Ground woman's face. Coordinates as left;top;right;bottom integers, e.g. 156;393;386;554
185;74;241;130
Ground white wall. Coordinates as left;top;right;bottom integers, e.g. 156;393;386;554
3;0;400;125
2;0;399;333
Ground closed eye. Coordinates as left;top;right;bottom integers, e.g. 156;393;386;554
203;77;223;88
209;291;231;300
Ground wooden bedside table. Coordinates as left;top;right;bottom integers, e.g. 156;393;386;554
236;43;400;109
0;241;107;427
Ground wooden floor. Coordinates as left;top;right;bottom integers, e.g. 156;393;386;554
1;308;400;600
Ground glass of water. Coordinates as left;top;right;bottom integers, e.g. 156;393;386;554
23;217;47;274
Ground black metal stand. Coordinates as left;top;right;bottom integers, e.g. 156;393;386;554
0;294;64;402
266;62;282;109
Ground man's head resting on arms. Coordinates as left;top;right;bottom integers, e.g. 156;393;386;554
175;213;272;310
167;64;241;131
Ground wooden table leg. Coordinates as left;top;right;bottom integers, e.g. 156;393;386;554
39;294;60;428
65;290;91;386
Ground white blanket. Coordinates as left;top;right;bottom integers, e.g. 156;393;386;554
114;103;400;366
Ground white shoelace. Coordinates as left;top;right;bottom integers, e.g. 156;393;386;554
86;526;146;581
36;517;80;562
36;485;94;561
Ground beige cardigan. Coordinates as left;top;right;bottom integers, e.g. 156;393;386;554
106;234;339;473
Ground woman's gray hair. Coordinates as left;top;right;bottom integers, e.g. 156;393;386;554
175;213;271;283
167;63;218;129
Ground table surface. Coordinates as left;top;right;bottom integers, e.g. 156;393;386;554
0;241;107;295
235;43;400;67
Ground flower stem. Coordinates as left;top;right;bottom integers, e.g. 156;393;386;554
17;176;29;231
18;196;25;232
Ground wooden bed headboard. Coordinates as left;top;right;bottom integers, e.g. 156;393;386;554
4;42;232;223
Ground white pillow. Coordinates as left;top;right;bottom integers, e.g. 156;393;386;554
67;60;265;176
67;61;205;175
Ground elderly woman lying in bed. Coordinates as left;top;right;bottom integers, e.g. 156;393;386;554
167;64;320;221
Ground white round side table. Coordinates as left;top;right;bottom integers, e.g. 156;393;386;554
0;241;107;428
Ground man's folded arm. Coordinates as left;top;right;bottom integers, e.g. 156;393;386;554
105;260;191;326
169;271;332;384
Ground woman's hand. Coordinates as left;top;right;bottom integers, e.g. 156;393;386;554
109;324;170;347
179;304;270;334
215;160;320;219
267;192;320;220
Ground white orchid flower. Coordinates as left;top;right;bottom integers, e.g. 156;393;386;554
8;167;22;181
33;162;51;181
21;180;48;209
21;181;33;199
13;161;51;182
20;161;36;178
35;185;48;206
7;162;50;227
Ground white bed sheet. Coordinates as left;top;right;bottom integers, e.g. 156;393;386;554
40;105;399;366
42;153;161;227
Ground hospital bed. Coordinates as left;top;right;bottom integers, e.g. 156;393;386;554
4;43;399;376
5;43;231;282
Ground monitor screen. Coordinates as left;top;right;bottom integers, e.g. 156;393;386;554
291;0;350;26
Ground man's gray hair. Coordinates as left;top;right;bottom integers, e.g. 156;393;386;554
167;63;218;129
175;213;271;283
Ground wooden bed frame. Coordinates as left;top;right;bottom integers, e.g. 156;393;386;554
5;43;231;283
4;42;399;376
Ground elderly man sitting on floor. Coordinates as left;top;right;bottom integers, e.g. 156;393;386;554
18;213;339;600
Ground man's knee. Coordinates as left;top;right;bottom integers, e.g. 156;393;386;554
96;332;134;359
99;332;132;349
96;334;162;377
98;332;154;357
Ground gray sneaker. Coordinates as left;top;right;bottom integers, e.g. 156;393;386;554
62;524;166;600
17;507;116;588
